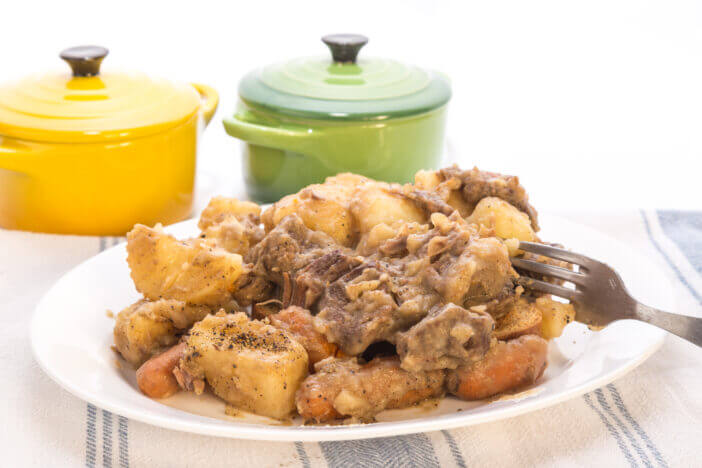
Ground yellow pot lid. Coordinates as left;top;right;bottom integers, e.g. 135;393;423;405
0;46;201;143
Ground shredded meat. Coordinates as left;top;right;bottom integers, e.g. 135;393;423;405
245;215;338;285
399;187;456;216
315;260;414;355
439;165;539;230
316;212;517;357
396;303;494;372
286;250;363;308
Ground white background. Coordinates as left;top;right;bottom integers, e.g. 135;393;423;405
3;0;701;211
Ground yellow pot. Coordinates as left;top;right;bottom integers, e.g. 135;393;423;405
0;46;218;235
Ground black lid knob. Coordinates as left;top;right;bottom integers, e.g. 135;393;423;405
322;34;368;64
60;46;109;77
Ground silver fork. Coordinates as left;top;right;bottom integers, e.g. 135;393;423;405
511;241;702;347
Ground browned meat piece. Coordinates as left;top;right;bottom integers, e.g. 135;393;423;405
447;334;548;400
296;357;445;422
232;214;339;306
233;270;276;307
285;250;363;308
269;306;343;369
245;214;338;286
395;303;494;372
421;219;517;307
439;166;539;230
317;213;518;356
251;298;284;319
377;212;519;307
315;260;440;356
400;187;456;217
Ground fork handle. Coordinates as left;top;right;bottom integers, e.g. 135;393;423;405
635;303;702;347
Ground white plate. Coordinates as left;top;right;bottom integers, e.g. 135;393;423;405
31;214;670;441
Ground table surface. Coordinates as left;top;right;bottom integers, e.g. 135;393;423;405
1;209;700;467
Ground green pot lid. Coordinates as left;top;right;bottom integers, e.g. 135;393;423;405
238;34;451;120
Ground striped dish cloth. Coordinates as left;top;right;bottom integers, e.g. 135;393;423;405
1;210;700;467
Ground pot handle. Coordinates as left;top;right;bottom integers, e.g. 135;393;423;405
192;83;219;126
0;138;31;174
222;115;317;155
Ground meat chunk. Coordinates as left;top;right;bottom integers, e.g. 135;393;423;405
439;166;539;230
113;299;212;366
315;260;438;356
233;271;276;307
245;214;338;287
400;186;456;217
317;213;517;356
296;357;445;422
269;306;342;369
198;197;264;256
176;313;309;420
377;212;519;307
240;214;358;308
285;250;363;309
423;224;517;307
396;303;494;373
447;335;548;400
127;224;244;308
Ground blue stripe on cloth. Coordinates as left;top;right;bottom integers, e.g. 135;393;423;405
102;410;113;468
595;388;653;468
441;430;467;468
118;415;129;468
86;404;97;468
320;433;440;468
607;385;668;468
641;211;702;305
583;393;638;468
657;211;702;274
295;442;311;468
87;239;106;467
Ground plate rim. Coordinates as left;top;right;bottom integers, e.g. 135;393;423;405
30;214;669;441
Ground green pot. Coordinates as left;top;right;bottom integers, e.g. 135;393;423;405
223;34;451;203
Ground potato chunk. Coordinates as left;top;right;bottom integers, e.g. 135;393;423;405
179;313;308;420
127;224;244;308
493;298;543;340
113;299;211;366
198;196;261;229
468;197;536;245
198;197;263;255
535;296;576;339
350;183;427;234
262;173;368;246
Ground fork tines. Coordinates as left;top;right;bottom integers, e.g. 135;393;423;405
511;241;590;301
